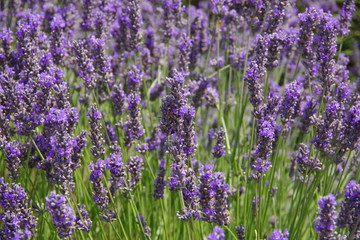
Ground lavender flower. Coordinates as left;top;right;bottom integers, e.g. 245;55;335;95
314;194;337;240
312;100;343;156
111;85;126;116
76;204;92;232
280;79;302;132
263;0;290;34
317;15;338;95
87;104;105;158
244;60;264;112
46;191;76;239
150;82;165;101
168;141;188;191
177;167;201;221
213;127;226;158
89;160;116;222
105;146;126;195
126;156;145;187
179;105;197;156
178;33;191;76
338;0;355;36
268;229;290;240
105;121;117;145
0;179;37;239
0;28;13;67
208;226;225;240
160;70;188;135
235;225;245;240
50;13;66;65
4;140;27;180
72;40;96;89
88;36;113;84
338;181;360;240
15;11;42;80
299;96;318;133
137;214;151;239
153;159;167;200
127;0;143;51
291;143;322;180
251;116;276;180
212;172;230;225
80;0;96;31
199;164;215;222
146;125;166;151
126;65;143;93
123;93;144;148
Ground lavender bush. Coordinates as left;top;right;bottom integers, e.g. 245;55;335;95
0;0;359;239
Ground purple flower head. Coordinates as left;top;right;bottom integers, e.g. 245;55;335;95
127;0;143;51
153;159;167;200
89;160;115;221
299;96;318;133
160;70;188;135
314;194;337;240
208;226;225;240
280;79;302;132
313;99;344;157
76;204;92;232
268;229;290;240
212;127;226;158
4;140;27;180
335;83;352;102
111;85;126;116
212;172;230;225
127;65;143;92
244;60;264;111
137;214;151;239
0;179;37;239
87;104;105;158
236;225;245;240
199;164;215;222
105;147;126;195
123;93;144;148
127;156;145;186
177;168;200;221
105;121;118;145
177;33;192;76
338;181;360;239
72;40;96;89
290;143;322;180
339;0;355;36
46;191;76;239
251;116;276;180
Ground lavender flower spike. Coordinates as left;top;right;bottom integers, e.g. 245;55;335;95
153;159;167;200
127;156;145;187
137;214;151;239
89;160;116;222
339;0;355;37
212;172;230;225
212;127;226;158
314;194;337;240
235;225;245;240
208;226;225;240
123;93;144;148
268;229;290;240
199;164;215;222
338;181;360;240
46;191;76;239
72;40;96;89
87;104;105;158
0;179;37;239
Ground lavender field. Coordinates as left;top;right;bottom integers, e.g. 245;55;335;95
0;0;359;239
